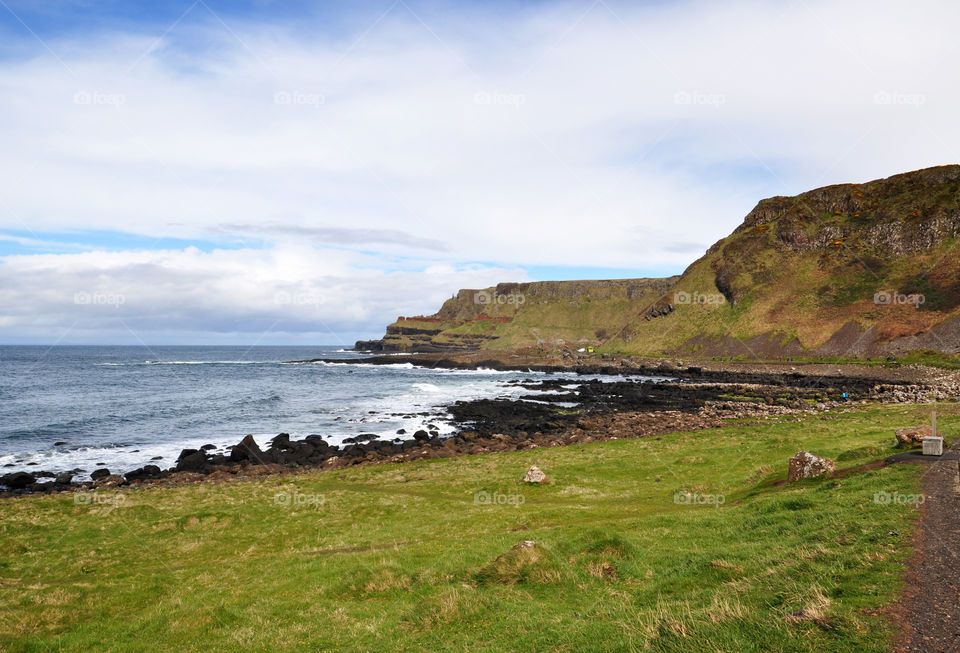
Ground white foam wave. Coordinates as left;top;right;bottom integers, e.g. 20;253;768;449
311;361;416;370
144;360;268;365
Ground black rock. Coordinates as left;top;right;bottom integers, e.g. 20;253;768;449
343;433;379;444
55;473;74;485
413;430;430;442
396;429;406;435
90;468;111;481
230;434;267;463
150;456;163;461
54;441;68;446
1;472;34;489
175;451;208;473
32;481;55;492
304;435;330;451
341;444;366;457
200;444;216;451
124;465;162;481
270;433;291;449
33;471;56;478
176;449;199;461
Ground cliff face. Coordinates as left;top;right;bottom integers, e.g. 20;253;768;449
358;278;678;353
360;165;960;358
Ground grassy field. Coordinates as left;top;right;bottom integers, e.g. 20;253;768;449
1;403;949;652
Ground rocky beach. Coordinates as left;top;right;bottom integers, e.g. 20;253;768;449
5;352;956;498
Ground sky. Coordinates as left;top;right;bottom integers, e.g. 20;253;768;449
0;0;956;345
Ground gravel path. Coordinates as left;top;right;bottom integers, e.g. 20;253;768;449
893;441;960;652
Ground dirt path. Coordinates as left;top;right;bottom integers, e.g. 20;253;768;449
893;441;960;652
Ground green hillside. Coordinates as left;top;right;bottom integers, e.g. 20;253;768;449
361;165;960;359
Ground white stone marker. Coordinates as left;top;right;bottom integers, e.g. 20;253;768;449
923;436;944;456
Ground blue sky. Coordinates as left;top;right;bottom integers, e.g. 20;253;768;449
0;0;955;344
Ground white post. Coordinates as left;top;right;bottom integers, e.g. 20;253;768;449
932;410;937;437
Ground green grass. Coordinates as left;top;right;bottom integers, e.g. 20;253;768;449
1;403;949;652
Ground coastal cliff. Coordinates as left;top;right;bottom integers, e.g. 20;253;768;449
360;165;960;358
358;278;678;353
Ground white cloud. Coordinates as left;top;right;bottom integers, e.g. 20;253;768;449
0;0;957;340
0;245;525;343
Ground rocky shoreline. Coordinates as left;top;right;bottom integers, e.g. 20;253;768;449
3;356;958;498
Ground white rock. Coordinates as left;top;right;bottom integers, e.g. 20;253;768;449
523;465;548;484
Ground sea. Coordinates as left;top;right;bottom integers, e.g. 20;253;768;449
0;345;593;481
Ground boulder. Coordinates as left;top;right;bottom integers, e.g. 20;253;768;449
269;433;291;449
230;435;266;463
342;434;379;444
177;448;199;460
90;468;111;481
92;474;126;489
55;473;74;485
788;451;835;482
271;442;315;466
413;430;430;442
1;471;34;489
523;465;548;484
124;465;162;482
895;425;933;447
175;451;208;473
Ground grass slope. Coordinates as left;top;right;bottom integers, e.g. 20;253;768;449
1;403;950;652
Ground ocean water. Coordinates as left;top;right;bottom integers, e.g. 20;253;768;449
0;345;570;480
